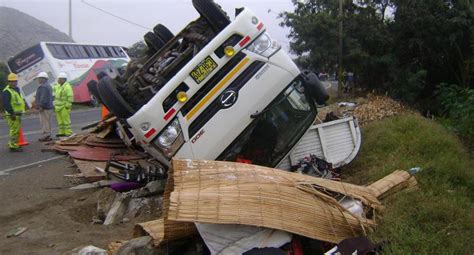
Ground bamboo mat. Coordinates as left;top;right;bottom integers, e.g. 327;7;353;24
367;170;418;199
166;159;383;244
134;163;197;246
134;159;418;245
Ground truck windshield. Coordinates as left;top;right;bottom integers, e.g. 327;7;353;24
218;78;316;167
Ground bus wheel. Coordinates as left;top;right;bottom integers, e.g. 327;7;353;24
192;0;230;32
153;24;174;43
98;77;135;119
144;32;166;53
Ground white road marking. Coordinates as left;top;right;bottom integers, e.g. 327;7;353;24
0;121;98;139
0;155;65;176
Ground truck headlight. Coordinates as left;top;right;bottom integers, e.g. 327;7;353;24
153;118;184;158
247;32;281;58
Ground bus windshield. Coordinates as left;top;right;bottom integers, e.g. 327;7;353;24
218;78;317;167
7;44;44;74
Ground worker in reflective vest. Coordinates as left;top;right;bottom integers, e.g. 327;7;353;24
1;73;26;152
53;72;74;137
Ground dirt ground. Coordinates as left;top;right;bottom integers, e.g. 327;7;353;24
0;157;158;255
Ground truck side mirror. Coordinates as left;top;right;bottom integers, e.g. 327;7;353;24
301;70;329;105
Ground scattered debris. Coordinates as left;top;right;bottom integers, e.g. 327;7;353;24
70;179;121;190
6;227;28;238
97;188;117;221
114;236;154;255
67;245;106;255
109;182;142;192
408;167;422;175
72;159;107;183
107;240;127;255
130;180;167;198
326;237;381;255
317;94;412;126
133;219;197;247
338;102;357;108
68;147;145;162
353;94;408;126
103;193;130;225
195;224;292;255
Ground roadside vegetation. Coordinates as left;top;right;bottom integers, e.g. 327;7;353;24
281;0;474;145
344;114;474;254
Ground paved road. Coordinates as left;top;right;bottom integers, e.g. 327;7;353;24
0;108;102;171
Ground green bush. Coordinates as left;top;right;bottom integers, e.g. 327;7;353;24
437;83;474;143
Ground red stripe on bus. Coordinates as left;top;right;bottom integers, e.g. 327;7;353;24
257;22;264;31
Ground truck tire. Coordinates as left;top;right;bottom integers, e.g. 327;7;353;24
144;32;166;53
153;24;174;43
302;70;329;105
192;0;230;32
98;77;135;119
87;80;102;104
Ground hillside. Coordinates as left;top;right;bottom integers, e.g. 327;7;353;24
0;7;73;61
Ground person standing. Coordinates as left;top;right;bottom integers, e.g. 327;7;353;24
53;72;74;137
35;72;54;141
1;73;26;152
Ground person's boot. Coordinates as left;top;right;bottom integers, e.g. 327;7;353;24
9;147;23;152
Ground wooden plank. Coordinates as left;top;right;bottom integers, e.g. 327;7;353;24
73;159;107;183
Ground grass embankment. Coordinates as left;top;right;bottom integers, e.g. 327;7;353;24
343;114;474;254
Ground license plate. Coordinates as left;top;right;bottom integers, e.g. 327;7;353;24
190;56;218;84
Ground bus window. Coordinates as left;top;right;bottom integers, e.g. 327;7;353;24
95;46;107;58
87;46;100;58
48;44;69;59
115;47;126;57
75;46;88;58
104;47;114;57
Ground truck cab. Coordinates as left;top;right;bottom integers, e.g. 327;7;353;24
98;0;328;169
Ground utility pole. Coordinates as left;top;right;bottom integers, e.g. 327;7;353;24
68;0;72;39
338;0;343;97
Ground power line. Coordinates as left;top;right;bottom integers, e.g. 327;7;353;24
80;0;150;30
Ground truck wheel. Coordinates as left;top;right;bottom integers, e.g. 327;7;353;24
302;70;329;105
153;24;174;43
144;32;166;53
87;80;102;104
98;77;135;119
192;0;230;32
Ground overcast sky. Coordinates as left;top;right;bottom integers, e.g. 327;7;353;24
0;0;295;51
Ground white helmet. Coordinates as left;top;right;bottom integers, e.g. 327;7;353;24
58;72;68;79
36;72;48;79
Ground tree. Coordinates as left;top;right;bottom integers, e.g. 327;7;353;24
281;0;394;89
390;0;473;107
282;0;473;109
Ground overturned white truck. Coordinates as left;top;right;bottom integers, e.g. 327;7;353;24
95;0;359;172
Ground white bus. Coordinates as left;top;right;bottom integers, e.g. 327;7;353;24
7;42;130;107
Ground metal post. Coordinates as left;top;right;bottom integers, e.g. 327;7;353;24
68;0;72;39
338;0;343;97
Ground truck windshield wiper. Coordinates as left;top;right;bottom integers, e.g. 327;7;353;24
250;109;270;119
